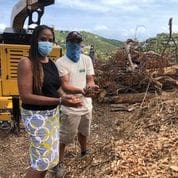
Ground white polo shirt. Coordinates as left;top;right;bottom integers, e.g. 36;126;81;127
55;54;95;115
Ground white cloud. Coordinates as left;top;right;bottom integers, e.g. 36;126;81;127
118;26;150;41
120;28;135;40
2;0;178;41
0;23;6;32
172;24;178;33
56;0;109;12
63;27;92;32
94;25;109;31
56;0;153;13
56;0;166;13
100;0;139;10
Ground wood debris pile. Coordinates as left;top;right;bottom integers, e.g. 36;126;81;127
94;43;178;103
111;47;170;70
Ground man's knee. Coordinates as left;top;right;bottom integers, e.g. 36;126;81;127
60;131;77;144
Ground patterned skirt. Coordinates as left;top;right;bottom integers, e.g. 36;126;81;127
21;107;59;171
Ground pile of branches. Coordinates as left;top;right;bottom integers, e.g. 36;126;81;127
94;42;178;103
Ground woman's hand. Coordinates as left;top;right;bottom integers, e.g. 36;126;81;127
60;95;83;107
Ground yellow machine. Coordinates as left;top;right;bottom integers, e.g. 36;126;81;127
0;0;62;133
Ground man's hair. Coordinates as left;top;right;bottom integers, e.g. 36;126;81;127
66;31;83;43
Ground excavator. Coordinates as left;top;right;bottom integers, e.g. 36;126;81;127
0;0;61;133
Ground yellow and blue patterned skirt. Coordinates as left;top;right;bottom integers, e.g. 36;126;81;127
21;107;59;171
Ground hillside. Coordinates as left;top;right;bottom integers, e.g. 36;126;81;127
55;30;123;60
55;30;178;61
141;33;178;55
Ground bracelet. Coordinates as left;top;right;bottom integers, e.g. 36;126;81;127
59;97;62;105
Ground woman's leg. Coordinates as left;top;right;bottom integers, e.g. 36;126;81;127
22;108;60;177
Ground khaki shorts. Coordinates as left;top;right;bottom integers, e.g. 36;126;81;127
60;112;92;144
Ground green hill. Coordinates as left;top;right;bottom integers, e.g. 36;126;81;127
142;33;178;54
55;30;123;60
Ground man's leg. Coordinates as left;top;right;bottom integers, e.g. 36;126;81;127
78;112;92;155
54;113;80;177
78;132;87;152
59;113;80;160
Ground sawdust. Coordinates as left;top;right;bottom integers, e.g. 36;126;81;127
0;90;178;178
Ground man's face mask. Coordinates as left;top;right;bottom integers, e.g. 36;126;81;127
66;42;81;63
38;41;53;57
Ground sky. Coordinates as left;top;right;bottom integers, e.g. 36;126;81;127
1;0;178;41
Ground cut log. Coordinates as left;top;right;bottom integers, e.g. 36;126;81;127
97;90;107;102
155;76;178;90
125;43;138;71
102;92;156;104
151;64;178;77
110;103;137;112
163;65;178;76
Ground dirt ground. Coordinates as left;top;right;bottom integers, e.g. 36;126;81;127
0;91;178;178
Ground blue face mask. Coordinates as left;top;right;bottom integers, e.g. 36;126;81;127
38;41;53;57
66;42;81;63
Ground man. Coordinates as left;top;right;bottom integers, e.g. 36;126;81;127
55;31;99;176
89;44;96;63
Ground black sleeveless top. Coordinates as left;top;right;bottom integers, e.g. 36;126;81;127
22;59;60;110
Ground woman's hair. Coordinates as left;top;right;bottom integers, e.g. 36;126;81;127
29;25;55;94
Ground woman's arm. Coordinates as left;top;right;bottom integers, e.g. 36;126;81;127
18;58;82;107
17;57;59;105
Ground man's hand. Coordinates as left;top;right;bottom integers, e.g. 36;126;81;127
84;84;100;97
61;95;83;107
87;84;99;90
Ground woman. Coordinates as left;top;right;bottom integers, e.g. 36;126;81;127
17;25;82;178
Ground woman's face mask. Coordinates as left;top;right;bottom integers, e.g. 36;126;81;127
66;42;81;63
38;41;53;57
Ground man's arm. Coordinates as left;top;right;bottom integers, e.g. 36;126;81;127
86;75;99;89
61;74;85;95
